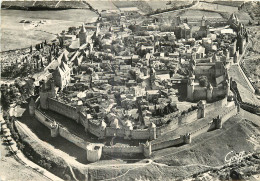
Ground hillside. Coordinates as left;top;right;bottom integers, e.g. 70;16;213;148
1;1;90;10
1;1;193;14
86;111;260;180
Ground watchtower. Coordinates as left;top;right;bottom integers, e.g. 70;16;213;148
29;97;36;115
79;24;87;46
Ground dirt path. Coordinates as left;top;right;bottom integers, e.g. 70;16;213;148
0;135;48;181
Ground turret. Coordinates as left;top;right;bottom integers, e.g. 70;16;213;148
201;15;206;27
176;16;181;26
183;133;191;144
149;122;156;140
213;115;222;129
61;53;68;64
50;121;59;137
198;100;206;118
143;141;152;157
237;32;244;54
124;120;133;140
29;97;36;115
233;50;239;63
79;24;87;46
206;83;213;102
99;120;107;139
187;72;195;101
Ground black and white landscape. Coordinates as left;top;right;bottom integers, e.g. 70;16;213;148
1;1;260;181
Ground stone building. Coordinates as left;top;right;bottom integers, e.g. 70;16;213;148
79;24;88;46
197;16;209;38
53;60;71;89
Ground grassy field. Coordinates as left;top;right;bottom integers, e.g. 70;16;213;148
88;1;118;11
153;114;260;176
243;26;260;90
206;0;244;7
179;9;223;20
1;1;90;9
1;9;98;51
147;1;192;11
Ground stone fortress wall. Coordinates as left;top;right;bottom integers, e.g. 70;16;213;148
44;95;229;140
48;98;79;121
31;94;239;162
231;80;260;114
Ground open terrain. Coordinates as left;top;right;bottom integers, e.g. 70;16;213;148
0;134;47;181
15;100;260;180
243;26;260;91
1;9;97;52
1;1;90;10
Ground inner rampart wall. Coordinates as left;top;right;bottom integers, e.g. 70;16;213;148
193;87;207;101
48;98;79;121
179;109;198;125
131;129;150;139
212;87;226;98
158;117;178;135
205;97;227;115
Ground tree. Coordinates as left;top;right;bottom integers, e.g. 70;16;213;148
199;76;209;87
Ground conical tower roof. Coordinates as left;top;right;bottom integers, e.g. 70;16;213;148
80;23;86;33
230;13;236;20
61;53;68;63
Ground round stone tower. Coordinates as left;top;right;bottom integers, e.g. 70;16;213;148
29;97;36;116
50;121;59;137
79;24;87;46
143;141;152;157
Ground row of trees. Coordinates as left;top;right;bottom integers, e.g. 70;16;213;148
1;63;35;78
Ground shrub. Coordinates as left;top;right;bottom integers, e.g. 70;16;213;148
199;76;209;87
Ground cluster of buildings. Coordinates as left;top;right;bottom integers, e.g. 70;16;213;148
35;11;248;135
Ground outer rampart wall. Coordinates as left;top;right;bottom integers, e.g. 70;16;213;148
220;104;237;124
35;109;53;129
151;136;184;151
190;122;212;138
191;103;237;138
102;145;143;156
58;126;86;150
34;95;238;162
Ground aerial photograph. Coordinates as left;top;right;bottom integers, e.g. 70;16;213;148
0;0;260;180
